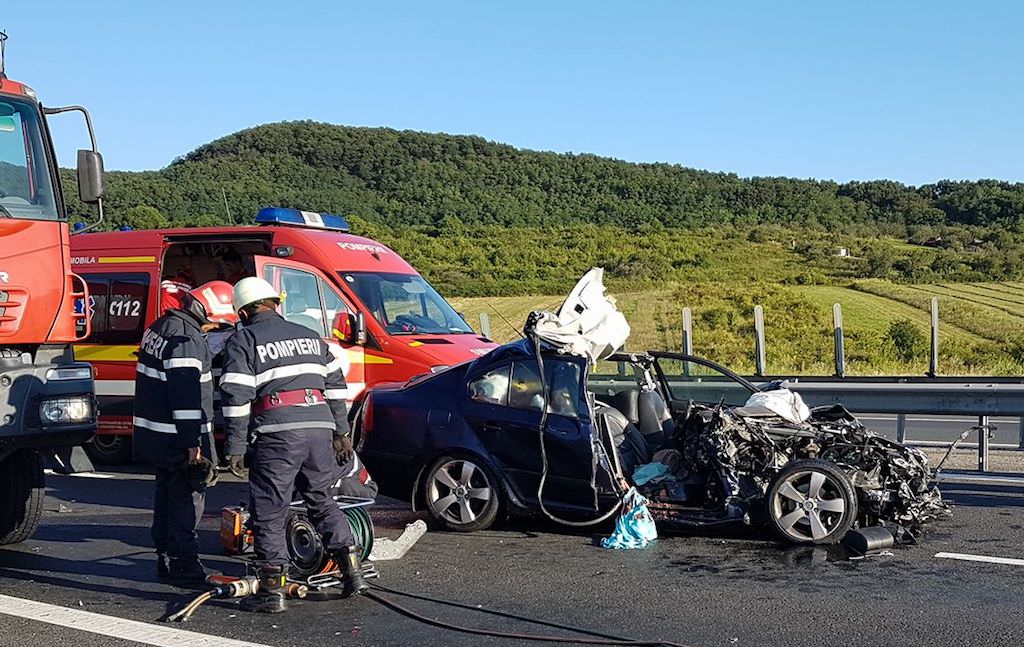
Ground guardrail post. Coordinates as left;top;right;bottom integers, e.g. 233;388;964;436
978;415;990;472
832;303;845;378
929;297;939;377
478;313;491;338
896;414;907;443
681;307;693;355
753;305;766;377
1019;417;1024;450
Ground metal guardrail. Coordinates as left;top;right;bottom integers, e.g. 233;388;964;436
588;374;1024;476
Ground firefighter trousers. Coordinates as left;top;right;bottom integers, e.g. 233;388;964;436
249;429;355;567
151;466;205;562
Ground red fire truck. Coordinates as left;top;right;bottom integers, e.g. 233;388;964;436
71;208;498;463
0;33;100;544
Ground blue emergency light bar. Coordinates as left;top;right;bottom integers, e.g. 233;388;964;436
255;207;350;232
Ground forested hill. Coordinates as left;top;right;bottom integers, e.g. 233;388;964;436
62;120;1024;229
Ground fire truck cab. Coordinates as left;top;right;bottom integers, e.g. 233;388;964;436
0;35;102;545
71;208;497;463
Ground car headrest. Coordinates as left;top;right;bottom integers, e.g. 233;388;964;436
286;293;309;313
610;389;640;425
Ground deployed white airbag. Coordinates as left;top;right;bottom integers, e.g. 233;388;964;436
526;267;630;363
742;387;812;425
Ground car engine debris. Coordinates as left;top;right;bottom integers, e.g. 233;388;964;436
642;395;951;542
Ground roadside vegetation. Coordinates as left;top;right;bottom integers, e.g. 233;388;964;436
58;121;1024;375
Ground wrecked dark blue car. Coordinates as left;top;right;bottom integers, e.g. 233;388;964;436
356;339;948;544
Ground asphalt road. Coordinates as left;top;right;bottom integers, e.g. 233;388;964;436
1;470;1022;647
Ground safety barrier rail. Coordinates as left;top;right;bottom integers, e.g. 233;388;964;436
588;374;1024;476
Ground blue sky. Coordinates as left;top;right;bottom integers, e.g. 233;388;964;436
3;2;1021;185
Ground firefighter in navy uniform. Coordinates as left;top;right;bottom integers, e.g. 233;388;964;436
132;281;238;585
220;277;367;614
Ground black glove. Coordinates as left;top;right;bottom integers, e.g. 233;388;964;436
186;456;219;492
227;454;248;480
333;434;354;465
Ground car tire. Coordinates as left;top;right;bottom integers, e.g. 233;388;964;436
86;435;132;465
0;450;45;545
766;459;857;545
423;454;501;532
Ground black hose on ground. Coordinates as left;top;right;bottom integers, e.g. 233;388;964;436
365;588;693;647
370;582;633;641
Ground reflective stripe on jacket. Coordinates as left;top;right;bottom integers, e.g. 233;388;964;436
132;310;213;463
220;310;349;456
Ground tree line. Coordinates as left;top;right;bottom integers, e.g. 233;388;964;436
60;121;1024;231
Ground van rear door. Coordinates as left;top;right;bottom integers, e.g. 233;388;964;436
253;256;369;402
73;268;157;460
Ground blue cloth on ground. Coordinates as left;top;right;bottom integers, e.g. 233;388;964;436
601;487;658;549
632;462;670;486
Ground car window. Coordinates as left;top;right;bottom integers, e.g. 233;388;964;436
278;267;326;336
320;277;352;324
654;356;754;406
469;365;511;405
511;359;582;418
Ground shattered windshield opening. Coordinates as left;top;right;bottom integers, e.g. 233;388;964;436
0;96;60;220
341;271;473;335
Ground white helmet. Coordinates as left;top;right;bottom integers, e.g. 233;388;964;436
233;276;280;311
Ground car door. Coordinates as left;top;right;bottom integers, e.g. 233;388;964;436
462;356;596;510
253;256;367;402
649;352;757;412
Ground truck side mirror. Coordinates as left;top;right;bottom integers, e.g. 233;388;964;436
76;149;105;204
355;311;368;345
332;311;368;346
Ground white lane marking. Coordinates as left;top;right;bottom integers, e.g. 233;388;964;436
935;552;1024;567
0;593;272;647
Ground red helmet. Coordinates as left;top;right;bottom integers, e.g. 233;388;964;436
188;281;238;325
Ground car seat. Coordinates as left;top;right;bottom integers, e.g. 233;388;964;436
284;293;322;334
594;403;649;477
636;389;676;452
610;389;640;426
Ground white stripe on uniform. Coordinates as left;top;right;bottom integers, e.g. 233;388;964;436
136;364;167;381
324;388;348;400
164;357;204;370
220;372;256;387
133;416;177;434
172;409;203;420
253;362;327;386
223;403;251;418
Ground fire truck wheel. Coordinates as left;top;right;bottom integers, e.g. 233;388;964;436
0;450;45;545
86;435;133;465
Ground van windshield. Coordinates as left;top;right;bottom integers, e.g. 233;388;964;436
0;96;60;220
341;271;473;335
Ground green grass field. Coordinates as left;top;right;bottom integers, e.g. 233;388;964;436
451;280;1024;376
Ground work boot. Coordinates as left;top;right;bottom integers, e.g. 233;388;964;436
167;556;211;588
333;546;368;598
156;552;170;580
240;566;287;614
